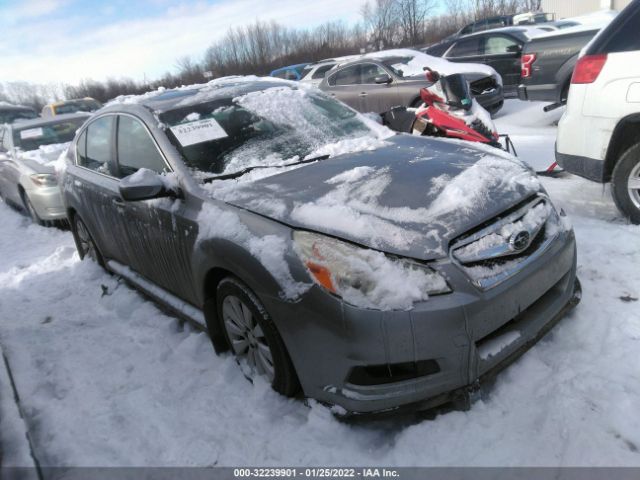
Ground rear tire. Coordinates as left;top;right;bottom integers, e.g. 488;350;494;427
611;142;640;224
217;277;300;397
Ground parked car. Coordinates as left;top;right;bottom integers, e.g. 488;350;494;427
319;49;504;115
60;78;579;414
41;97;102;117
299;56;359;86
447;12;554;40
0;113;89;224
423;27;548;97
0;102;38;124
556;0;640;223
269;63;310;81
517;25;606;104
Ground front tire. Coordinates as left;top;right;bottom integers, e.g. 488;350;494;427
611;142;640;224
73;216;104;265
21;192;44;226
217;277;300;397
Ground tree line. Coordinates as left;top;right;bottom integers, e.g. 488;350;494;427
0;0;541;111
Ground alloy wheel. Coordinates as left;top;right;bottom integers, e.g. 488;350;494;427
75;219;98;262
628;161;640;210
222;295;275;382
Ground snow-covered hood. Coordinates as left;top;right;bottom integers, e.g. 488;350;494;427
363;49;498;80
220;135;541;260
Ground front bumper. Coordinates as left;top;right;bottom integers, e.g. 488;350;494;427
24;185;66;220
264;229;578;414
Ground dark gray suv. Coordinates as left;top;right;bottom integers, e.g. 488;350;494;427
60;78;580;414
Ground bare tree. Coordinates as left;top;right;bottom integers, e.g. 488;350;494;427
395;0;435;45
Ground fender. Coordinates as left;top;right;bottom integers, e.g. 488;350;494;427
604;113;640;180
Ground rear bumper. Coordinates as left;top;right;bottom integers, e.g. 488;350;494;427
517;83;557;103
555;150;606;183
264;228;578;415
25;186;66;220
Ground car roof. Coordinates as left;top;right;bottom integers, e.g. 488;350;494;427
103;77;296;114
455;25;544;40
7;112;90;130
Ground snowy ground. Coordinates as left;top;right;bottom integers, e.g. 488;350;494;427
0;100;639;467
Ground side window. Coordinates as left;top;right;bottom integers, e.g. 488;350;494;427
82;116;113;174
447;37;481;57
116;115;167;178
331;65;360;86
360;64;387;84
483;35;519;55
312;64;335;79
599;7;640;53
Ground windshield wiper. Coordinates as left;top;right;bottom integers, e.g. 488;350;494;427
202;154;331;183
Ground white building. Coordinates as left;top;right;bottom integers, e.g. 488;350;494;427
542;0;632;18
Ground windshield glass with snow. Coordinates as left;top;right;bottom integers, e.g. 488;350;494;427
160;86;375;176
13;118;87;152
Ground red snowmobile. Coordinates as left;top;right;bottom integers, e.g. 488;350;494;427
382;68;517;155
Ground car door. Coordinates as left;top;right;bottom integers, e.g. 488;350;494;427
358;62;401;113
71;114;136;265
113;114;198;304
480;33;523;92
324;65;362;110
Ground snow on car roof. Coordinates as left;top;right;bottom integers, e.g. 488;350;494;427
344;48;497;78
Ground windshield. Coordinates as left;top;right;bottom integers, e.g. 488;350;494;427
0;109;38;124
381;56;420;78
55;100;101;114
160;86;375;176
13;118;87;151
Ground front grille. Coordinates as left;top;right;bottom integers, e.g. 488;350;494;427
470;76;498;96
450;196;561;289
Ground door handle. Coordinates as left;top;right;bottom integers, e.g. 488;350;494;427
359;92;368;97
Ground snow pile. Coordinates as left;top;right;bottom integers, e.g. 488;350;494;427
196;203;309;300
478;331;521;360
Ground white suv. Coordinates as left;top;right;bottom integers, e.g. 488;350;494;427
556;0;640;223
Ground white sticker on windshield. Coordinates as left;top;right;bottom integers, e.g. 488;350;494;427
20;128;44;139
169;118;227;147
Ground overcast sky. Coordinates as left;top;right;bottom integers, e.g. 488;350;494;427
0;0;368;85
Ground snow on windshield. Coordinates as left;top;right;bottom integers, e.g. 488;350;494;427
162;84;393;181
21;142;71;167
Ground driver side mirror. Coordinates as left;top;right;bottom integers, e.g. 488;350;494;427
119;169;177;202
374;74;392;84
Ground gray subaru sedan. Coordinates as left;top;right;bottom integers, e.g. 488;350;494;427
60;78;580;414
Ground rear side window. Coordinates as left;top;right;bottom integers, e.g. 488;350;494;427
116;115;167;178
595;7;640;53
81;116;113;174
483;35;520;55
447;37;481;57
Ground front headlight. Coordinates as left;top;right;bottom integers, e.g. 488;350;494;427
293;231;451;311
30;173;58;187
